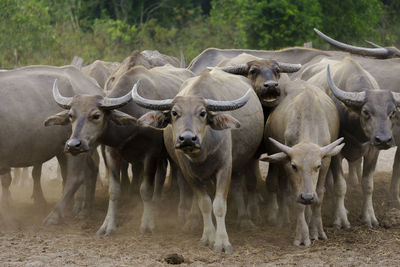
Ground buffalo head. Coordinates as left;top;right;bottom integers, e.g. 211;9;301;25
327;66;400;149
132;82;250;155
261;137;344;205
44;79;137;155
219;60;301;107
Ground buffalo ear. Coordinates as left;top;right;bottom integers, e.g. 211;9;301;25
259;152;289;163
138;111;170;129
109;110;138;126
208;112;240;130
44;110;70;126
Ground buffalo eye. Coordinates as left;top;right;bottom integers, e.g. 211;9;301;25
249;68;258;75
91;114;101;120
315;164;321;171
362;109;370;119
69;113;74;121
291;163;297;171
275;67;280;74
171;110;178;117
199;111;207;118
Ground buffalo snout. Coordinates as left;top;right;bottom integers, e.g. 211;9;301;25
263;81;279;90
373;135;393;149
175;131;200;152
65;138;89;155
297;193;317;205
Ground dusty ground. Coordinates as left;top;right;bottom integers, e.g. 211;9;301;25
1;148;400;266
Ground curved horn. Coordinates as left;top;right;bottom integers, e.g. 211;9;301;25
365;40;383;49
278;62;302;73
53;79;72;109
131;80;174;111
327;65;366;107
320;137;344;155
100;83;135;110
268;137;292;155
204;89;251;111
392;92;400;105
219;64;249;75
314;28;389;58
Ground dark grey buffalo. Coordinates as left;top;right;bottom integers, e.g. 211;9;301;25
0;65;100;221
299;56;400;227
133;69;264;253
214;53;301;109
261;78;343;246
45;64;194;236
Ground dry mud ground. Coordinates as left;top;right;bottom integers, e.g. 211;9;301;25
1;149;400;266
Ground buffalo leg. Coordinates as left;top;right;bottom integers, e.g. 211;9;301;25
265;163;279;225
0;168;12;206
97;147;121;236
246;159;262;224
176;165;192;224
129;162;142;194
31;164;46;205
139;157;157;233
390;146;400;208
212;168;232;253
194;186;215;248
153;158;167;203
309;157;330;241
361;147;379;227
230;173;254;230
120;160;130;196
43;154;86;225
293;203;310;246
331;155;350;229
348;158;362;186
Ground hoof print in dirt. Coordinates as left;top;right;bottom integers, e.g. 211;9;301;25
164;253;184;265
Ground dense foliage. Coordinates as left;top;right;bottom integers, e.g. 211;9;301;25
0;0;398;67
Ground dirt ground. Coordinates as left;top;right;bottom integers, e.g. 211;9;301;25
1;148;400;266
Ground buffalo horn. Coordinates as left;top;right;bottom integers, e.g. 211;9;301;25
219;64;249;75
204;89;251;111
53;79;72;109
268;137;292;155
314;28;389;58
278;62;302;73
327;65;366;107
131;80;174;110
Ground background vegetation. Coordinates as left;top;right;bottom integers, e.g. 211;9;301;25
0;0;398;68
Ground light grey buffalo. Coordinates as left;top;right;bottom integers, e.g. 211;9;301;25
133;69;264;253
261;77;344;246
82;60;120;89
45;64;194;236
0;65;100;220
299;56;400;228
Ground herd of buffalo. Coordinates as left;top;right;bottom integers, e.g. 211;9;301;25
2;28;400;254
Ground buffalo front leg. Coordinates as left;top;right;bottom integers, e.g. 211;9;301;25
212;168;232;254
265;163;279;225
139;158;158;233
0;168;12;207
310;158;330;241
230;173;254;230
293;204;310;246
246;159;262;224
348;158;362;187
331;155;350;229
31;164;46;205
361;147;379;227
390;146;400;209
193;187;216;249
97;147;121;236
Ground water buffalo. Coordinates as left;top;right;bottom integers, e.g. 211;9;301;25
45;64;194;236
300;56;400;227
133;69;264;253
0;65;100;220
214;53;301;109
261;77;344;246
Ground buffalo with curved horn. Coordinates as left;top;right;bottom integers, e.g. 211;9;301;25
136;68;264;253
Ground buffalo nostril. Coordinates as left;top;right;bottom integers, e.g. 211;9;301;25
375;136;382;143
192;136;197;141
67;139;81;148
179;136;184;141
301;194;314;201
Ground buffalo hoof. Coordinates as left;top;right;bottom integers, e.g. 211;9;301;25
96;217;117;236
310;228;327;241
214;244;233;254
362;217;379;228
43;211;62;226
139;224;155;234
293;237;311;247
389;199;400;210
72;200;85;215
32;194;47;207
